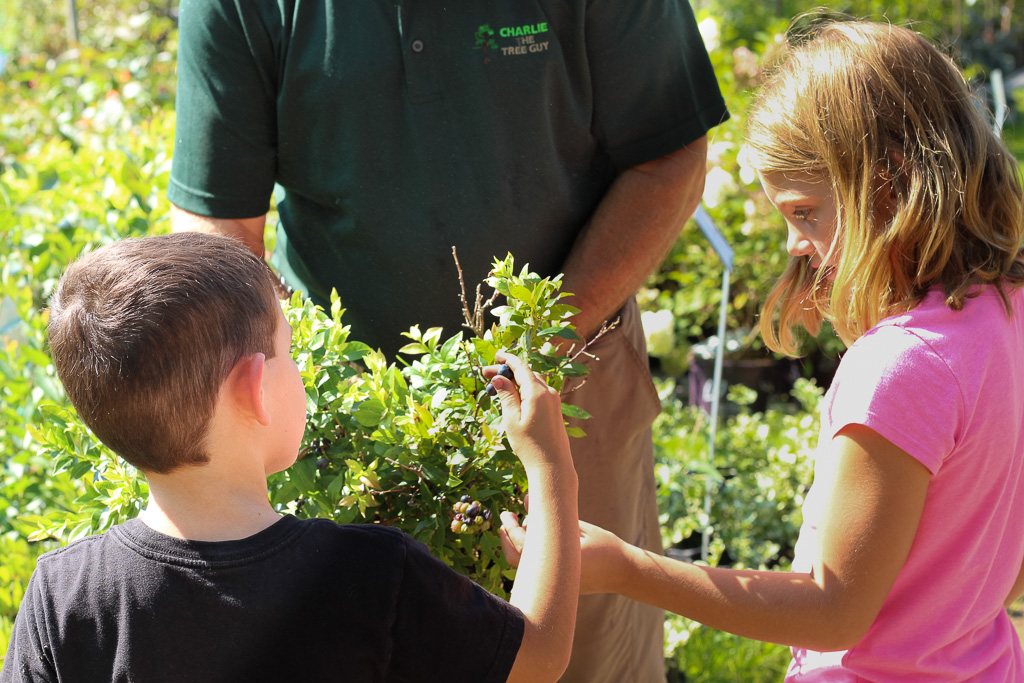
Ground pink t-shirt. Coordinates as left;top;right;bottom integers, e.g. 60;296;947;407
787;286;1024;682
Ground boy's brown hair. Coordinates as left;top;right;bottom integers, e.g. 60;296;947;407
47;232;280;474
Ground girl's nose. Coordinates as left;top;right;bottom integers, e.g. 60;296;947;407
786;226;814;257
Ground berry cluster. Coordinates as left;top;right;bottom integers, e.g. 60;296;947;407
450;494;493;534
485;363;515;397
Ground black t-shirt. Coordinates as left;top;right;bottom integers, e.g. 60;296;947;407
0;516;523;682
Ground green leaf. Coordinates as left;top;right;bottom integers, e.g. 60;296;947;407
508;283;534;304
353;397;386;427
398;342;428;355
560;362;590;378
560;403;591;420
340;341;371;361
288;458;317;493
421;464;448;484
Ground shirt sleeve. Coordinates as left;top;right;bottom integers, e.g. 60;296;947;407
823;325;964;474
167;0;280;218
387;534;524;683
585;0;729;169
0;571;57;683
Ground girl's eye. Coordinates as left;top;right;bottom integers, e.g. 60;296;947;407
792;208;812;221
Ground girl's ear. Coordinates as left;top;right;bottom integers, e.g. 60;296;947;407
238;353;271;426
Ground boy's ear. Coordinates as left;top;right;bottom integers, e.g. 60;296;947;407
232;353;271;426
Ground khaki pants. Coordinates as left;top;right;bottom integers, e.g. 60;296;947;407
559;297;666;683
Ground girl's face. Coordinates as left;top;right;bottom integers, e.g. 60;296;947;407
759;171;838;273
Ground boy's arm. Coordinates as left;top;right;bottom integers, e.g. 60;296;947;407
485;354;580;683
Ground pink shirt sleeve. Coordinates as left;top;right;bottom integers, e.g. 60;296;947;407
821;324;964;475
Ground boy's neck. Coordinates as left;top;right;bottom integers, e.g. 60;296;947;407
140;464;282;542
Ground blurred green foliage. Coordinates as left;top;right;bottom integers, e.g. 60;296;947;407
2;0;1021;678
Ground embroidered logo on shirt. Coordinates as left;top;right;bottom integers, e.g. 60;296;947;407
474;22;550;62
473;25;499;63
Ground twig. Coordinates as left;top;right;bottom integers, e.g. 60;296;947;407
561;316;621;395
452;246;500;338
452;247;475;334
385;457;429;485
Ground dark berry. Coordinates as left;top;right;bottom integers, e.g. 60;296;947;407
485;382;497;396
316;457;329;470
497;363;514;381
460;494;472;503
467;503;481;517
482;509;492;521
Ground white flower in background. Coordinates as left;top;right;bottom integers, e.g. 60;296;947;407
702;166;735;209
698;17;719;52
122;81;142;100
641;308;676;358
737;144;757;185
690;330;747;359
707;140;734;166
635;286;659;308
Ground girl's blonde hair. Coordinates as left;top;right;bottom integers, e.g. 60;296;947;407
747;19;1024;355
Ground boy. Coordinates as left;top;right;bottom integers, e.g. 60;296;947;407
0;232;579;682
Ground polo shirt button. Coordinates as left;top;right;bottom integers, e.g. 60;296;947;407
411;39;424;53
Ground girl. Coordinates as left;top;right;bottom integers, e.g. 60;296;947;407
501;19;1024;681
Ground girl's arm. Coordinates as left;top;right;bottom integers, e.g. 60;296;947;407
578;424;930;651
1004;557;1024;608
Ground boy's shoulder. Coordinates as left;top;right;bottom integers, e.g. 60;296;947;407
31;516;412;581
12;517;524;682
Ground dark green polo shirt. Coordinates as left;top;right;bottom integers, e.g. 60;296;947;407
169;0;728;355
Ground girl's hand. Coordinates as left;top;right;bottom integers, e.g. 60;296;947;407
499;509;527;567
500;505;631;597
579;521;631;595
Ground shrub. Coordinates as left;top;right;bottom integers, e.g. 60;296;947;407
26;254;592;597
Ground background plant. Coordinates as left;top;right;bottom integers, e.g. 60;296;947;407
3;0;1023;677
653;379;819;681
